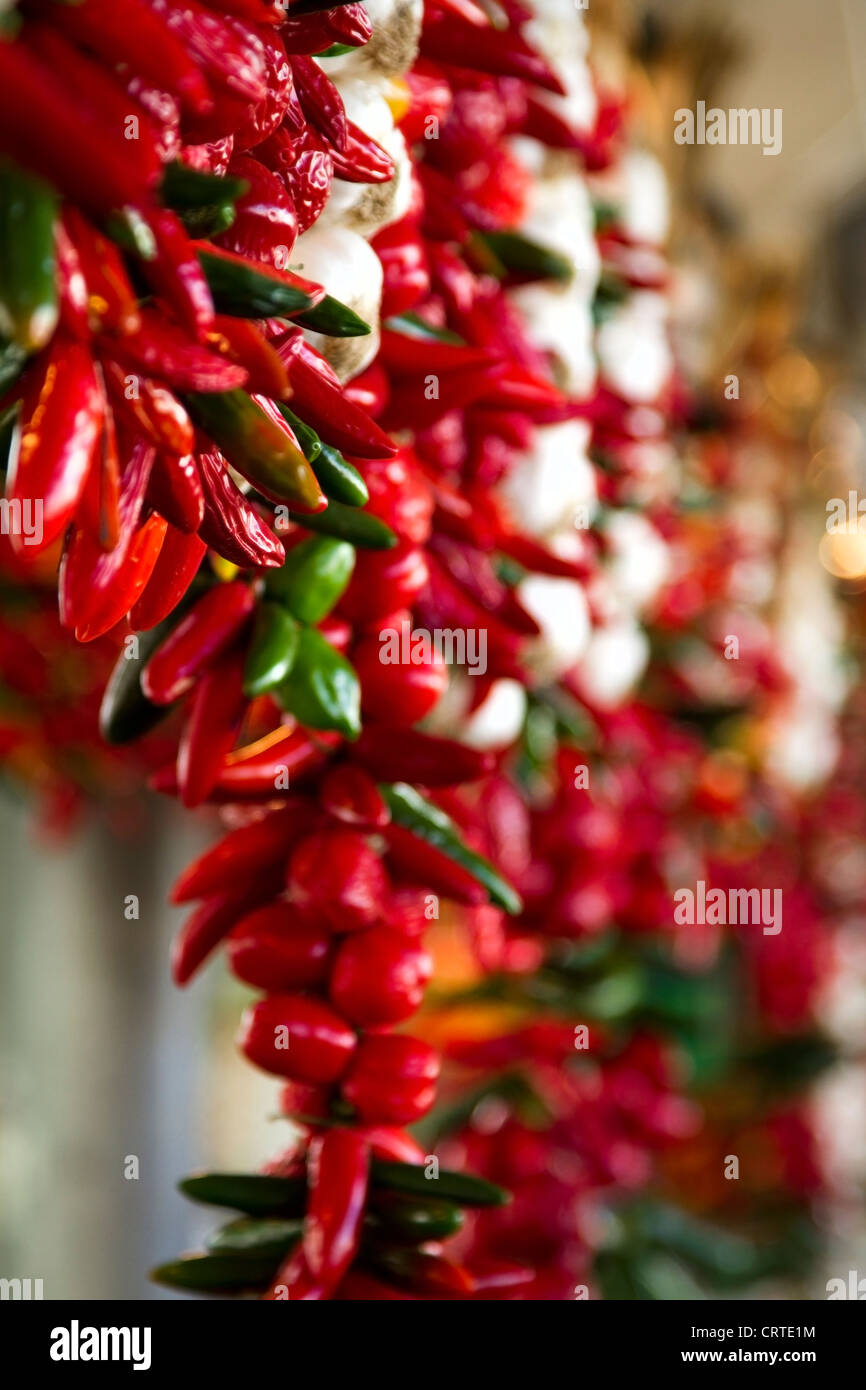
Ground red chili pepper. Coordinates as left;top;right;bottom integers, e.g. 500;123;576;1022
77;397;121;552
378;325;495;377
227;901;333;991
281;3;371;53
338;542;428;625
142;579;254;705
150;726;337;800
55;222;90;343
216;154;298;268
146;452;205;533
239;994;357;1083
399;59;453;145
177;645;247;806
354;1126;426;1165
330;927;433;1027
290;55;347;152
383;824;487;907
414;167;469;246
319;764;390;830
520;93;584;151
495;529;594;581
109;308;245;394
172;883;280;986
60;445;168;642
420;9;565;94
371;219;433;320
147;0;268;106
172;803;310;902
195;450;286;569
285;343;396;459
352;634;448;726
199;0;286;26
256;127;332;235
350;727;494;787
327;118;394;184
62;209;142;337
0;39;151;216
143;208;216;341
43;0;213;115
341;363;390;420
129;524;206;630
208;316;290;398
7;338;103;554
107;373;196;459
341;1033;440;1124
24;22;163;184
266;1130;369;1301
287;829;387;933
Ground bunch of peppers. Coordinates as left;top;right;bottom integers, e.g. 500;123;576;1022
0;0;847;1301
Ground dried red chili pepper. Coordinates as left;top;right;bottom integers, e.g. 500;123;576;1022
290;55;347;152
327;119;394;184
146;452;205;534
195;450;286;569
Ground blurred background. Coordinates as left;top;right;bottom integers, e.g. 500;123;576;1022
1;0;866;1300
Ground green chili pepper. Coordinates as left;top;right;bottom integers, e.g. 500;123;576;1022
99;618;180;745
277;405;368;506
370;1158;510;1208
184;390;324;509
380;783;523;915
384;312;464;345
297;498;397;550
277;405;322;463
151;1253;279;1292
266;536;355;624
276;626;361;739
293;294;371;338
178;1171;306;1216
310;441;369;507
160;161;248;211
243;602;300;697
367;1192;465;1243
0;163;58;352
206;1217;303;1260
473;230;573;283
197;248;316;318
